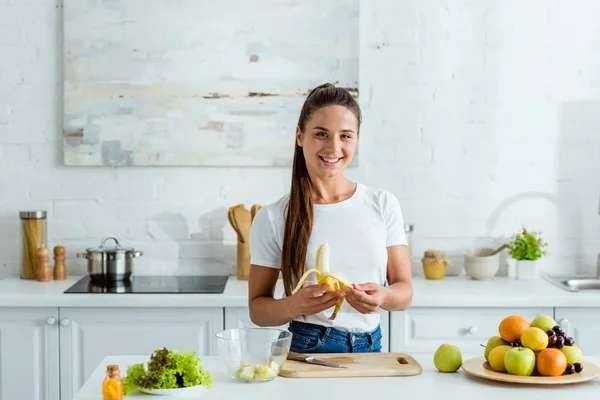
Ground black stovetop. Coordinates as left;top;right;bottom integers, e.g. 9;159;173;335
64;275;229;294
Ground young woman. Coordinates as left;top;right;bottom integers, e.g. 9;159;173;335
248;83;413;353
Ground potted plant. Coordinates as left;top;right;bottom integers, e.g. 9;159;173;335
507;226;548;280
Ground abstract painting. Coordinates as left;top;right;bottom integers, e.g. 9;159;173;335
62;0;359;166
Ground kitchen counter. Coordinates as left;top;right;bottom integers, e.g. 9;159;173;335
0;274;599;308
73;353;600;399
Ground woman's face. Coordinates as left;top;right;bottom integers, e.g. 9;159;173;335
296;105;359;179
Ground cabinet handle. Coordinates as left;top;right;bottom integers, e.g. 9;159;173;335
559;319;569;328
60;318;70;327
467;326;478;335
46;317;56;326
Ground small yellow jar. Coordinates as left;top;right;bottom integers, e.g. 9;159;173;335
421;250;450;280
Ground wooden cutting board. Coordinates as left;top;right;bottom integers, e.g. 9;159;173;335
278;352;423;378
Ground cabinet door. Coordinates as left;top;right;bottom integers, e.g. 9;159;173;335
59;307;223;400
224;307;289;330
0;307;59;400
389;307;554;355
555;307;600;355
224;308;390;352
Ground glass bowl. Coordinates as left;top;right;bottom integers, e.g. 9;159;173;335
215;328;292;383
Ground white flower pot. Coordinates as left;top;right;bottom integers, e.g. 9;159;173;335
506;258;517;279
516;260;539;280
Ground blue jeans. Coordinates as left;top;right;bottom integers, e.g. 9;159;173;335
287;320;382;353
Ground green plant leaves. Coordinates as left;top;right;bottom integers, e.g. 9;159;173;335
508;227;548;261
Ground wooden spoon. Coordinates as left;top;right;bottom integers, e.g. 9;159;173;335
233;205;252;244
490;244;509;256
250;204;261;221
228;204;243;242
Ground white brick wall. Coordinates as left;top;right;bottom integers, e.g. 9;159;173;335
1;0;599;279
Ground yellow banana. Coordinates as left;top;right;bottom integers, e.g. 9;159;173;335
291;242;352;320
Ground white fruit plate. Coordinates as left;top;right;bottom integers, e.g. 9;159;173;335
462;356;600;385
139;384;208;397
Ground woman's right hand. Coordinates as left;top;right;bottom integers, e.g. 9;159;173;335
287;284;342;318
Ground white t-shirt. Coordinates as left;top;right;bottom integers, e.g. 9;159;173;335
249;183;408;333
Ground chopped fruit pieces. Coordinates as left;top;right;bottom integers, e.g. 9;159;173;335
234;360;280;381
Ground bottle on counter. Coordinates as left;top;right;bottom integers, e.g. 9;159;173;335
102;365;124;400
20;211;47;280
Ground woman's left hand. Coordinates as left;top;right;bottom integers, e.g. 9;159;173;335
344;283;386;314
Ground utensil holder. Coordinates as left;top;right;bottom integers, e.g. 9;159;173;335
237;240;250;281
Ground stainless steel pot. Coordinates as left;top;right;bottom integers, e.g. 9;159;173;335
77;235;143;282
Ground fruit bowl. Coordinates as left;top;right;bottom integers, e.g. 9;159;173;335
462;356;600;385
468;314;600;384
215;328;292;383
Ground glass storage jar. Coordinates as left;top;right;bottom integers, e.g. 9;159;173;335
20;211;47;280
404;223;414;258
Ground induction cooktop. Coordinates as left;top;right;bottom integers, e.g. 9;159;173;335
64;275;229;294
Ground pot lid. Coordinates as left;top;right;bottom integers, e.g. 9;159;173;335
86;235;135;253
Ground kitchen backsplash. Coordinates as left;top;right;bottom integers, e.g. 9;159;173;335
1;0;600;278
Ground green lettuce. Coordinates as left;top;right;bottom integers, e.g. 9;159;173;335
123;348;213;395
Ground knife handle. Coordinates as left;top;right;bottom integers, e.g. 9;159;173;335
287;351;307;361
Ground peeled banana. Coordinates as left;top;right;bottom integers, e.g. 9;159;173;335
291;242;352;320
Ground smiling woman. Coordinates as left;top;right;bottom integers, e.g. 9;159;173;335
247;83;413;354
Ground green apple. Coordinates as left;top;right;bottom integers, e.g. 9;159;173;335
484;336;509;361
434;343;462;372
530;315;557;333
504;347;536;376
560;345;583;364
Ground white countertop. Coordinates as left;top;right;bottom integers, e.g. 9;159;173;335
0;274;599;308
73;353;600;400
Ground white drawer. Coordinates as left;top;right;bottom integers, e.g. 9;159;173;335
389;307;554;355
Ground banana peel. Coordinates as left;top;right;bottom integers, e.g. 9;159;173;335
291;242;352;320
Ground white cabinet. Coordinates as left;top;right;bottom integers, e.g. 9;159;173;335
58;307;223;400
555;307;600;355
224;308;390;352
389;307;554;355
224;307;289;330
0;307;60;400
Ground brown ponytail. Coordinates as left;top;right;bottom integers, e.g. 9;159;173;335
281;83;362;297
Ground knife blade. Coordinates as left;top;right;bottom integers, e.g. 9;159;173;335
287;351;347;368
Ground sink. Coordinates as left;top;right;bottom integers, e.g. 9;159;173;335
545;275;600;292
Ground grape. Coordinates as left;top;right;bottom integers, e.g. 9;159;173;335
512;339;522;347
574;363;583;373
546;330;555;337
565;364;575;374
547;335;557;347
565;337;574;346
552;325;563;335
555;336;565;349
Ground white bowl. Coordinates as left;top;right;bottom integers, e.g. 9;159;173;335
464;248;500;280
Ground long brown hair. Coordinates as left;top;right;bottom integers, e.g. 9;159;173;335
281;83;362;297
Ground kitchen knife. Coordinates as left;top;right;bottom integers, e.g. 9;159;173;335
287;351;347;368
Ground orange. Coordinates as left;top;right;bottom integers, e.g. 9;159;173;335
498;315;530;343
536;348;567;376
